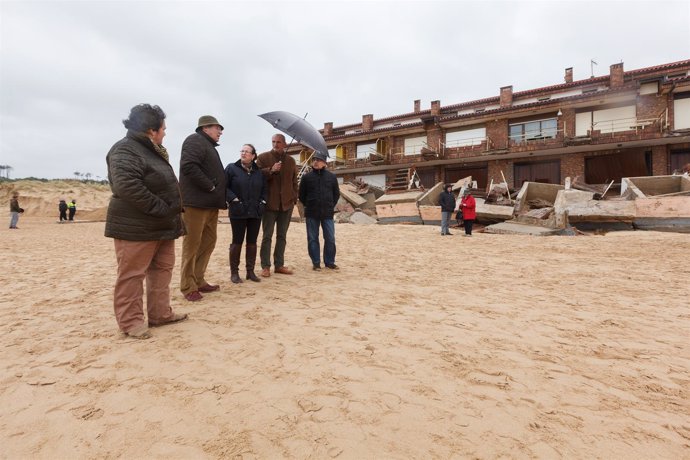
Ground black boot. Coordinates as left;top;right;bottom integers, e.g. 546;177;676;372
245;243;261;282
230;244;243;283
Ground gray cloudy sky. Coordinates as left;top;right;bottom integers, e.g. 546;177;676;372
1;0;689;180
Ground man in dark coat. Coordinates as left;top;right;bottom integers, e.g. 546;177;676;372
178;115;227;301
439;183;455;235
59;199;68;222
298;152;340;270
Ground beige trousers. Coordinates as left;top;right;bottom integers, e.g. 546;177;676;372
180;207;219;294
113;239;176;333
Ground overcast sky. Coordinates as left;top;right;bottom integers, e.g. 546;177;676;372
1;0;689;180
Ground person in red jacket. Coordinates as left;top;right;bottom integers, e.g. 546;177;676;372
459;188;476;236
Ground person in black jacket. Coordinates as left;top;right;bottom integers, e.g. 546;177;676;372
59;199;68;222
438;183;456;235
225;144;267;283
105;103;187;339
298;152;341;270
178;115;227;302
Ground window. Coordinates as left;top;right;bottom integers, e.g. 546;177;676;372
509;118;557;143
445;127;486;147
404;135;427;155
575;105;637;135
356;142;376;159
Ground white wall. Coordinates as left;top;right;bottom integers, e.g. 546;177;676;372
355;173;386;189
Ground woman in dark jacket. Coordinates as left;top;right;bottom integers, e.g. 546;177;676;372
225;144;267;283
105;103;188;339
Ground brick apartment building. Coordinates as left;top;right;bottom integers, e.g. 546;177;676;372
289;59;690;192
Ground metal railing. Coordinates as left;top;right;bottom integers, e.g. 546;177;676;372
509;127;565;144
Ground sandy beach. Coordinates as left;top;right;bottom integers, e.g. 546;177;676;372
1;181;689;458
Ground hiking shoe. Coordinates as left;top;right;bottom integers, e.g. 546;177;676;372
198;283;220;292
184;291;203;302
313;264;322;271
325;264;339;270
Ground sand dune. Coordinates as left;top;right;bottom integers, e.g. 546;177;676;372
1;182;689;458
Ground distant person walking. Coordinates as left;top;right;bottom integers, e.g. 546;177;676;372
68;199;77;221
298;152;340;270
225;144;267;283
439;183;455;236
9;193;23;229
178;115;227;302
256;133;298;277
59;199;68;222
105;103;188;340
459;188;476;236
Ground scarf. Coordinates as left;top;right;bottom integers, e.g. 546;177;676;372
127;129;169;162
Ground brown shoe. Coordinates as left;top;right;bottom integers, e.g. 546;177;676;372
149;313;189;328
184;291;203;302
274;266;293;275
261;267;271;278
125;324;151;340
198;283;220;292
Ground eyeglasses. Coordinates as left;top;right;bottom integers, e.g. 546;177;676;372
240;149;253;154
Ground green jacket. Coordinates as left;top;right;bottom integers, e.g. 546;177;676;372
105;130;184;241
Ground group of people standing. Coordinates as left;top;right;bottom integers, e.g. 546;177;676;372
104;103;340;339
58;199;76;222
439;184;476;236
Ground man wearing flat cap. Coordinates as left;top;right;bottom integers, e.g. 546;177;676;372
178;115;227;301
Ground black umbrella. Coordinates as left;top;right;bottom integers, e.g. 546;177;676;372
258;111;329;157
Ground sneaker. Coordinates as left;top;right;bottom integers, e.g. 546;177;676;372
184;291;203;302
313;264;322;271
325;264;339;270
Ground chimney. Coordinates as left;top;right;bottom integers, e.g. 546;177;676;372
500;85;513;107
610;62;624;88
564;67;573;84
431;100;441;116
414;99;421;113
362;114;374;131
323;122;333;137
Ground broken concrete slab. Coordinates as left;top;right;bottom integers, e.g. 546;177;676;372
554;189;635;231
634;196;690;232
339;185;368;208
622;175;690;198
417;181;444;206
349;211;378;225
483;221;562;236
419;205;441;225
515;182;564;214
475;197;515;224
375;190;425;225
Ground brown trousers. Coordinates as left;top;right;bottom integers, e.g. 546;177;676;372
180;207;219;294
113;239;176;333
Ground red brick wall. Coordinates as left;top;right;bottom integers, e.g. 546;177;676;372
637;93;667;120
651;145;667;175
486;119;509;149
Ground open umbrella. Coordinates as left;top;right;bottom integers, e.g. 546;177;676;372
258;111;329;157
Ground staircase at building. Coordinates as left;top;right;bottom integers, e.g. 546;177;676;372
387;167;414;193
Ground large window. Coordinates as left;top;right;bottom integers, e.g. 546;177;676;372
445;127;486;147
575;105;637;135
509;118;557;143
356;142;376;159
404;135;427;155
